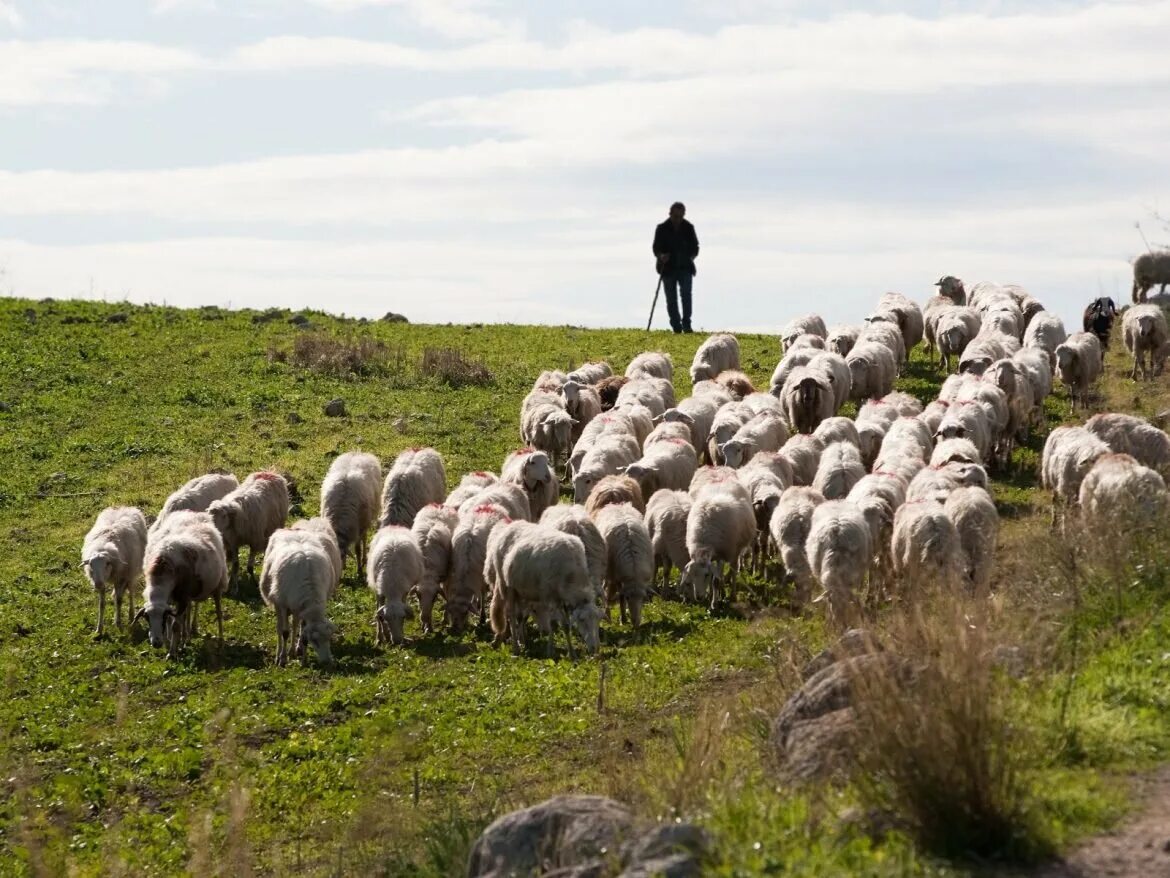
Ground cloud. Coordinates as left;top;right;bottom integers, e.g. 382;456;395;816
0;2;21;29
302;0;515;40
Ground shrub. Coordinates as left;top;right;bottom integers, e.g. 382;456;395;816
270;333;406;379
419;347;493;388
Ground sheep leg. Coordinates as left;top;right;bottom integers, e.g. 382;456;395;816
214;593;224;644
246;548;257;581
619;593;628;626
114;587;124;630
93;590;106;638
275;607;289;667
563;623;577;660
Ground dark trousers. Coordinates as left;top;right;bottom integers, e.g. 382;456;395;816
663;272;693;332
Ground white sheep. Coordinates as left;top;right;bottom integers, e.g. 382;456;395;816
572;433;641;504
691;380;735;406
379;447;447;527
690;333;741;382
780;433;825;486
569;410;642;476
1054;332;1103;411
848;472;907;565
806;352;851;413
560;380;603;443
812;416;860;450
624;437;698;497
320;451;381;573
856;419;888;470
688;465;750;500
935;275;967;305
882;417;933;463
806;499;871;626
644;419;694;449
540;504;607;601
737;466;787;575
502;448;558;521
445;470;498;508
367;525;425;645
780;366;835;436
207;471;290;588
720;412;789;469
1122;303;1170;381
1041;426;1111;527
661;397;718;459
781;314;829;351
769;348;818;394
891;501;961;594
1084;412;1170;474
1012;348;1054;427
150;472;239;535
943;487;999;597
1078;453;1169;532
984;358;1035;457
1023;311;1068;365
869;291;924;354
845;341;897;401
566;361;612;385
532;370;569;392
707;402;753;465
768;486;825;603
812;441;866;500
616;378;675;418
739;449;795;487
457;481;531;523
289;517;343;594
447;504;512;634
522;402;575;472
643;490;692;593
856;321;906;366
82;506;148;636
919;400;950;435
923;295;956;355
930;437;982;467
490;526;603;657
825;324;862;357
935;307;981;372
787;333;826;351
140;511;228;653
679;484;756;608
906;461;989;503
260;528;338;665
411;503;460;632
934;401;992;463
626;351;674;381
593;502;655;628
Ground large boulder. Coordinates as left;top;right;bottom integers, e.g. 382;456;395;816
466;795;708;878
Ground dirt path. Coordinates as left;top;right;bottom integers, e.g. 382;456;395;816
1034;768;1170;877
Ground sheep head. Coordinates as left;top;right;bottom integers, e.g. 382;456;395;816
570;603;603;653
301;619;336;665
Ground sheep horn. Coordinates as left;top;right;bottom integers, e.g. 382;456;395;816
132;608;147;624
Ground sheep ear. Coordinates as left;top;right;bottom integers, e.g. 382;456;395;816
616;465;628;474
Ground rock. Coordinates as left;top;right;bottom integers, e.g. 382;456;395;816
1153;409;1170;430
286;412;304;425
800;628;881;680
620;823;710;877
467;795;635;878
781;708;858;782
324;399;346;418
252;308;283;325
0;401;10;413
381;311;409;323
106;312;128;324
288;314;310;326
23;308;36;323
773;653;890;750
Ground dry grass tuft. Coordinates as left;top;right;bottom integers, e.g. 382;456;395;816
419;346;494;388
269;333;407;378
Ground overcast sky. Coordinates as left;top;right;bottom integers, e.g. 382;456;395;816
0;0;1167;331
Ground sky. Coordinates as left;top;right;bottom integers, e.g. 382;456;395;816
0;0;1168;332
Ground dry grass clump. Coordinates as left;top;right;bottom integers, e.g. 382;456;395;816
419;347;493;388
268;333;406;378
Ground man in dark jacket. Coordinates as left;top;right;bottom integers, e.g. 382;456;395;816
652;201;700;334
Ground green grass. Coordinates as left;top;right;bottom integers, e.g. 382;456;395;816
3;297;1170;876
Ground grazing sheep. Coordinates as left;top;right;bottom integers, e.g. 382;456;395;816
848;472;907;560
934;275;966;305
1041;426;1111;527
935;307;982;372
82;506;148;636
595;375;630;411
612;403;655;448
870;291;924;354
532;370;569;393
981;305;1024;342
1084;412;1170;473
411;504;459;632
1023;311;1068;365
1122;303;1170;380
561;380;603;443
491;526;603;656
919;400;950;435
625;437;698;496
260;529;338;665
934;401;992;463
781;314;829;351
787;333;826;351
139;511;228;653
447;504;511;635
825;324;862;357
573;434;642;505
813;416;860;451
780;433;825;486
857;398;900;431
540;504;607;601
457;481;531;523
958;331;1016;376
446;470;498;508
690;333;741;382
626;351;673;381
930;437;982;467
320;451;381;573
1054;332;1103;412
679;485;756;608
367;525;425;645
737;467;787;575
984;359;1035;456
768;487;825;603
891;501;961;595
645;418;693;449
846;342;897;401
379;447;447;528
570;411;640;475
482;519;539;631
857;321;907;366
942;487;998;597
662;397;718;458
812;441;866;500
781;366;835;436
502;448;558;521
720;412;789;469
906;461;989;503
691;380;735;406
643;490;692;592
882;417;933;463
769;348;818;395
806;500;871;626
207;472;290;588
567;361;613;385
714;369;756;401
1012;348;1054;427
151;472;239;535
616;378;674;418
1079;453;1169;531
289;517;343;594
923;295;955;356
1132;251;1170;303
1082;297;1119;351
522;401;575;471
585;473;647;517
856;419;888;470
707;402;752;465
805;352;851;413
593;503;654;628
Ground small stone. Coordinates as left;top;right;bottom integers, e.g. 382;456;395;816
288;314;310;326
381;311;409;323
106;312;128;324
286;412;304;425
324;399;347;417
0;401;10;412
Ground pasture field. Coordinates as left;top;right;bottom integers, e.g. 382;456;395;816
1;297;1170;876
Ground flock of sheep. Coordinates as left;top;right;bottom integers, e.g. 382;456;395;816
78;279;1170;662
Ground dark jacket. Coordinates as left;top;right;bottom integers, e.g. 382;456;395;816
653;219;699;276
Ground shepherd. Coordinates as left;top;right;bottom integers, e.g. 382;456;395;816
652;201;700;334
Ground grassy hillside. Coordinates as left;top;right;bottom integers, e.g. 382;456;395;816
1;297;1169;876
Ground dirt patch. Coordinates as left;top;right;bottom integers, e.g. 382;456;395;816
1034;768;1170;877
